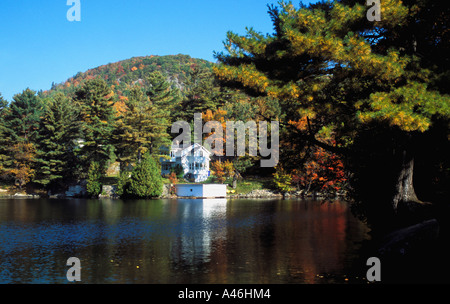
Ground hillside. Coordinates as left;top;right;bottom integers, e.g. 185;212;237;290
48;54;213;98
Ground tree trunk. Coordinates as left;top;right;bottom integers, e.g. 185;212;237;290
391;148;422;212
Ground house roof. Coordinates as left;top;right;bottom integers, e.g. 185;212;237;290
172;142;212;155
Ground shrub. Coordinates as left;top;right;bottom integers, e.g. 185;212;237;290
273;165;293;193
116;170;131;198
86;161;102;197
127;152;163;198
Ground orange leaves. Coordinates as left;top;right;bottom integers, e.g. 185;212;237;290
288;116;308;131
211;160;234;183
7;142;36;189
203;108;228;146
292;145;346;193
168;172;178;184
113;96;129;116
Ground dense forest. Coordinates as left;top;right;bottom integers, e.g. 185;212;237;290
0;54;286;198
0;0;448;229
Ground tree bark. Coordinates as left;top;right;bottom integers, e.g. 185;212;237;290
391;148;422;212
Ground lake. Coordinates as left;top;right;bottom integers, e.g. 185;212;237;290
0;198;372;284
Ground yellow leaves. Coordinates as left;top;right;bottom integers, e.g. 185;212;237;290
105;90;115;100
213;64;270;94
356;82;441;133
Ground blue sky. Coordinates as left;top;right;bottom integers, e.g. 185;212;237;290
0;0;313;102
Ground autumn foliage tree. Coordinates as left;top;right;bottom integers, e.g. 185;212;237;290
273;165;293;193
286;116;347;195
8;142;36;190
210;160;234;183
292;145;346;195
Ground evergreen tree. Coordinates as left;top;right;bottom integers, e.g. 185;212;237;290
114;84;171;166
145;72;178;153
0;93;7;113
1;89;43;188
74;78;116;175
213;0;450;223
5;88;43;143
34;92;81;189
127;152;163;198
145;70;180;112
178;65;222;120
86;161;103;198
115;169;131;198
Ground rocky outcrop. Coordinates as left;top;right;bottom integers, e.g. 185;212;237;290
228;189;283;199
99;185;118;199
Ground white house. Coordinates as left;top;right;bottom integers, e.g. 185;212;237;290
160;143;212;182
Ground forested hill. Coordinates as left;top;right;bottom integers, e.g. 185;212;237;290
48;54;213;98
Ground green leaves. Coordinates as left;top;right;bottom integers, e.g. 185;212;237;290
86;161;103;198
114;72;175;165
34;92;81;187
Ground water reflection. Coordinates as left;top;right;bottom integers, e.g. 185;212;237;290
0;198;370;283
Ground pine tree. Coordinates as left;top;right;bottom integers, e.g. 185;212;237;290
145;70;180;111
34;92;81;189
178;65;222;121
127;152;163;198
144;71;179;152
113;84;171;166
1;89;43;188
213;0;450;219
74;78;116;175
5;88;43;143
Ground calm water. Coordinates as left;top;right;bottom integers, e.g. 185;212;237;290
0;198;371;284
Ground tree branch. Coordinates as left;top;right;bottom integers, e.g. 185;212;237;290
258;113;348;156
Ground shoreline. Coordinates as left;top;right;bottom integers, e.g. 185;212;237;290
0;189;346;200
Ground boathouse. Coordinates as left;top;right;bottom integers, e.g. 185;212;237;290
176;184;227;198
